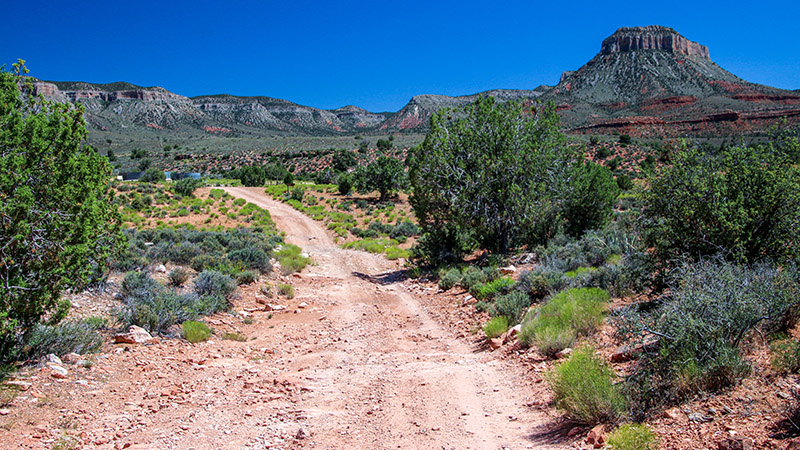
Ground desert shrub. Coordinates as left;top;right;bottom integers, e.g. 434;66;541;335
121;271;162;300
618;258;799;415
771;339;800;374
235;270;258;285
21;320;104;360
222;332;247;342
173;178;202;197
491;291;531;325
390;221;420;238
547;345;628;424
516;267;567;300
276;244;311;274
520;287;609;356
470;277;515;300
642;144;800;268
118;277;200;334
182;321;212;343
84;316;108;330
607;423;658;450
277;283;295;299
227;247;271;272
439;268;462;291
139;168;165;183
168;268;191;287
190;254;217;272
337;174;353;195
460;266;487;291
562;160;619;237
194;271;237;299
290;186;305;202
385;246;408;260
484;316;510;339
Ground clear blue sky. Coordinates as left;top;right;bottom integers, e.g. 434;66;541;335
4;0;798;112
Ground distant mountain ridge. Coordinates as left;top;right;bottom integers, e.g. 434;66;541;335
32;25;800;139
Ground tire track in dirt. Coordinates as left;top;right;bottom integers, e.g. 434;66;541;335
224;187;560;450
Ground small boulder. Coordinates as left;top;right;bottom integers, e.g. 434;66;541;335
488;338;503;350
155;264;167;273
114;325;156;344
555;347;573;359
586;424;607;447
49;365;68;379
45;354;62;365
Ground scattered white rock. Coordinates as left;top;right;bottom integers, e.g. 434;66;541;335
155;264;167;273
49;364;68;379
267;304;287;312
45;354;63;365
298;302;308;309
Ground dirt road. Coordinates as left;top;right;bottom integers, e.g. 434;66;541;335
223;187;556;449
0;187;560;450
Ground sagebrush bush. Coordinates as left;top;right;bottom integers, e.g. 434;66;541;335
547;345;628;425
492;291;531;325
182;321;212;343
606;423;659;450
484;316;510;339
22;320;104;360
617;258;800;415
460;266;487;291
438;268;461;291
194;270;237;299
227;247;271;272
520;287;609;357
118;272;230;334
168;268;190;287
235;270;258;285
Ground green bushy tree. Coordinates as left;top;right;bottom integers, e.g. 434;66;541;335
0;61;122;360
409;97;573;256
354;156;406;201
642;144;800;266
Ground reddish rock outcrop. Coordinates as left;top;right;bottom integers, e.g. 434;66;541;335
601;25;710;59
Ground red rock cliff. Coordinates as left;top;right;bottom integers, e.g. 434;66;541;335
601;25;710;59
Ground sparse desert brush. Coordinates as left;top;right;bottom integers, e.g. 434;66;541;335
194;270;237;299
520;287;608;357
278;283;295;299
460;266;487;291
182;321;212;343
606;423;659;450
438;268;461;291
168;267;191;287
235;270;258;285
547;345;628;425
483;316;510;339
275;244;311;274
222;332;247;342
490;291;531;325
